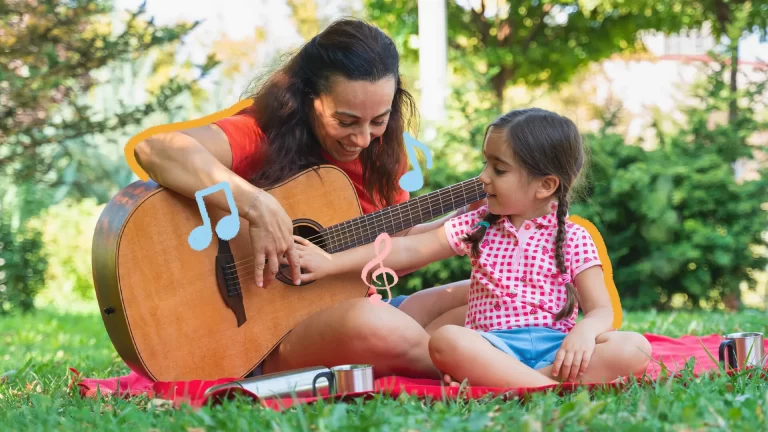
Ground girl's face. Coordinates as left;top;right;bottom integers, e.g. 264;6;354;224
312;75;396;162
479;128;560;223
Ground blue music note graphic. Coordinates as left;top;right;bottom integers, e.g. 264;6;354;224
188;181;241;251
399;132;433;192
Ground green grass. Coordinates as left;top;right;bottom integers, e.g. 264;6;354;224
2;307;768;431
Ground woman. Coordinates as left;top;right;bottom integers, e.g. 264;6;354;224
134;18;475;379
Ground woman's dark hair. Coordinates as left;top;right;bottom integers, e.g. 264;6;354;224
238;18;417;208
462;108;585;321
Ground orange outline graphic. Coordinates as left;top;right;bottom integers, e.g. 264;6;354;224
121;101;622;328
569;215;622;329
124;99;254;181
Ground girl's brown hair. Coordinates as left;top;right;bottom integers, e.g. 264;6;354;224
463;108;585;321
239;18;417;208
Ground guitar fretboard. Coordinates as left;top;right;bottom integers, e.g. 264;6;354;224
322;177;486;253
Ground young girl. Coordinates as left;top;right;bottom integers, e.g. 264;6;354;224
285;108;652;388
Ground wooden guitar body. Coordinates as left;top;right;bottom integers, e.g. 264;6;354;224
93;166;367;381
93;165;485;382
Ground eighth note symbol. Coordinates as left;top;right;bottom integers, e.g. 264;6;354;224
399;132;433;192
188;181;240;251
361;232;398;304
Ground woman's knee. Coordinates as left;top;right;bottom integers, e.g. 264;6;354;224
342;298;428;358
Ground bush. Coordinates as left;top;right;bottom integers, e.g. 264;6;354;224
396;66;768;311
0;215;47;315
29;199;104;308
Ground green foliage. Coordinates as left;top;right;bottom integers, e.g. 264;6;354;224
0;217;46;316
363;0;732;105
0;0;219;205
572;57;768;310
0;183;49;315
28;199;105;307
0;0;221;312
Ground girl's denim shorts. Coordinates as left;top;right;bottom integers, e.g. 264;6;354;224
478;326;567;370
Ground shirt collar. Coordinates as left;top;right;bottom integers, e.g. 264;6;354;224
498;201;563;232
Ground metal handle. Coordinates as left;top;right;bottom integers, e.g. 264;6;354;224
719;340;737;370
312;371;334;397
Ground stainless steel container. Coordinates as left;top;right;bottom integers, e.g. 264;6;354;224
203;366;332;399
312;364;375;395
719;332;766;370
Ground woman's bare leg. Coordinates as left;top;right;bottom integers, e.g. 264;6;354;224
428;325;559;388
397;279;469;329
536;331;652;383
261;298;441;379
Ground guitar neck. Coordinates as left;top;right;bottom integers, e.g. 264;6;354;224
322;177;486;253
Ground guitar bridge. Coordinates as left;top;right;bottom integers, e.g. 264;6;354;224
214;238;247;327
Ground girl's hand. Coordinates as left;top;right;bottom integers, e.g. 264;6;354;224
280;235;335;283
552;328;597;382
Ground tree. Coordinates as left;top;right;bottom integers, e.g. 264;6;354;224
571;58;768;309
0;0;219;314
0;0;218;209
365;0;768;116
366;1;680;107
690;0;768;123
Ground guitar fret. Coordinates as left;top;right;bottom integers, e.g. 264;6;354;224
320;178;486;253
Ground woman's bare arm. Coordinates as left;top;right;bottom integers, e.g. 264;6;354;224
134;125;262;219
133;125;302;287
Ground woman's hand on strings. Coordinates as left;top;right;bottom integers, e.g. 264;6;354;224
246;192;301;288
278;236;334;283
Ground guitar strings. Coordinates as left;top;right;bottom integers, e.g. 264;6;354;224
229;177;482;266
223;181;486;293
221;178;485;284
222;178;483;271
226;189;488;289
224;182;486;295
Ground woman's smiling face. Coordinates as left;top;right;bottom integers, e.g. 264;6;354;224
311;75;396;162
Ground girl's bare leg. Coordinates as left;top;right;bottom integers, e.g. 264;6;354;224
428;325;559;388
425;305;467;335
397;279;469;330
261;298;441;379
536;331;652;383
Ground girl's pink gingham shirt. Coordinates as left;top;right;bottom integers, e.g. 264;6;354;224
444;204;602;333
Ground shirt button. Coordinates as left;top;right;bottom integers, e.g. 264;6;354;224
494;302;501;311
514;240;519;246
524;223;531;230
521;275;527;282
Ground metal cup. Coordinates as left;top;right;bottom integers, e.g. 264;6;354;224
719;332;766;370
311;364;375;396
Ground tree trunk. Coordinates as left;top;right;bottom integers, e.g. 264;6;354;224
491;68;511;112
729;42;739;124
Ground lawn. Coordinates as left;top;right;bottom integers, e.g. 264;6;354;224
2;306;768;431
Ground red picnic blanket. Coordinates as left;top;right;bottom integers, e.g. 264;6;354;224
70;333;768;411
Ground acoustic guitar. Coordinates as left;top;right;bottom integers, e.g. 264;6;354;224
92;165;486;382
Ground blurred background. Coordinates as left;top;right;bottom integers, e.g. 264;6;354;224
1;0;767;321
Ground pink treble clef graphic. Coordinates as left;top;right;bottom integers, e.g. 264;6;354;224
361;232;398;305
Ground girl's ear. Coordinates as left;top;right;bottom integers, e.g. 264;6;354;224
536;175;560;199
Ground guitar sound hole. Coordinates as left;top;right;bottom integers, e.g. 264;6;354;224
276;221;325;286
